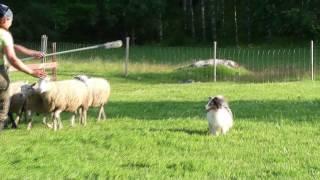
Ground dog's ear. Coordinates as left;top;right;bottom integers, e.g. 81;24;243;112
208;96;213;100
30;82;36;87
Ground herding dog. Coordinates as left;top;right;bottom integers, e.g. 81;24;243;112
205;95;233;136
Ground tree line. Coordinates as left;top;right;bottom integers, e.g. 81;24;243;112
6;0;320;45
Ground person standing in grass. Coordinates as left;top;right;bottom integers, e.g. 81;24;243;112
0;4;46;131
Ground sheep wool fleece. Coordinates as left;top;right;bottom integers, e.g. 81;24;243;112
0;28;13;123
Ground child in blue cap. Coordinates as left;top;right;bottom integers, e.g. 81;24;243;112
0;3;46;130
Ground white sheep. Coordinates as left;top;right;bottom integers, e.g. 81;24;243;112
74;75;111;122
37;78;91;130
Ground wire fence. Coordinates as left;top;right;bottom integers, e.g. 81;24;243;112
10;40;320;83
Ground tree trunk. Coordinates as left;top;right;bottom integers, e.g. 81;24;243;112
183;0;187;31
131;29;136;45
221;0;225;38
159;13;163;42
234;0;239;46
201;0;206;41
246;0;252;44
266;3;274;41
95;0;107;39
189;0;195;38
210;0;217;41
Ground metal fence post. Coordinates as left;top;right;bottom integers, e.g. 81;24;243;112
125;37;130;77
214;41;217;82
41;35;48;72
52;42;57;80
311;40;314;81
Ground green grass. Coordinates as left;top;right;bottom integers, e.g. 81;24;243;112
2;58;320;179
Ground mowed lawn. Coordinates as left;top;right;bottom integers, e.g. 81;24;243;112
1;60;320;179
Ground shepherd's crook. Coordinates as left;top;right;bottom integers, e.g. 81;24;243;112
22;40;123;61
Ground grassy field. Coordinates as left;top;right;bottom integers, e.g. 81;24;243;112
1;58;320;179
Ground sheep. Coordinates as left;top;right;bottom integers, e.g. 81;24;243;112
7;81;28;128
21;83;52;130
74;75;111;123
21;78;91;130
35;78;91;131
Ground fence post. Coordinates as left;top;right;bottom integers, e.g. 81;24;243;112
311;40;314;81
214;41;217;82
124;37;130;77
41;35;48;72
52;42;57;80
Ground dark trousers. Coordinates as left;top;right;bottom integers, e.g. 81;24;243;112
0;88;9;122
0;65;10;123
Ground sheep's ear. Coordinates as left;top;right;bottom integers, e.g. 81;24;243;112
31;83;36;87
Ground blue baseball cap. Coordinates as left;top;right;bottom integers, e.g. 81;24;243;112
0;4;13;19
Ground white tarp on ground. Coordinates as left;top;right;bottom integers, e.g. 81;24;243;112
189;59;239;69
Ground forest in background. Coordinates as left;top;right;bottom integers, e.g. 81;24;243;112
5;0;320;46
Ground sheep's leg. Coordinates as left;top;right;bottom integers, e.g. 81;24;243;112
83;110;87;126
209;126;218;136
14;115;20;128
43;116;52;129
13;115;19;128
53;117;57;131
78;108;83;125
57;111;63;130
70;114;76;127
15;104;25;126
221;127;229;135
43;114;54;129
53;110;62;131
78;107;87;126
98;106;103;121
8;113;17;129
12;107;25;128
27;110;33;130
101;105;107;120
23;108;28;123
210;129;217;136
50;113;54;128
58;116;63;129
19;100;27;123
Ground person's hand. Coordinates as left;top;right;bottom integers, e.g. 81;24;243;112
31;51;46;59
30;69;47;78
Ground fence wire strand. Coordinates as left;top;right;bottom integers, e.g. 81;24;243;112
8;41;319;83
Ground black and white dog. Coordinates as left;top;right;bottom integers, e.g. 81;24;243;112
205;95;233;135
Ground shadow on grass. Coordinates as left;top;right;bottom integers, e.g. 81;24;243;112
107;99;320;123
149;128;207;136
8;99;320;130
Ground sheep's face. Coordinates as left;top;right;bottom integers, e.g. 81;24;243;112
38;78;51;93
21;83;36;96
205;95;227;111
